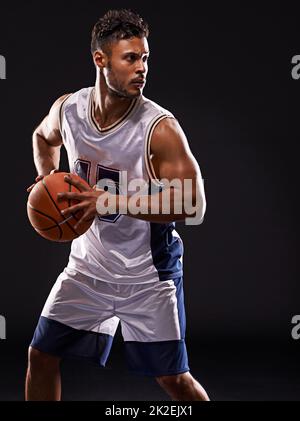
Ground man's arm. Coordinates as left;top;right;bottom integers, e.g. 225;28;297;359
117;117;206;223
58;117;206;228
32;94;70;175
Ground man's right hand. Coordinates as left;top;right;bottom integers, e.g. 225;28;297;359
27;169;59;193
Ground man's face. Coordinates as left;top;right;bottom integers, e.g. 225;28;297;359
103;37;149;99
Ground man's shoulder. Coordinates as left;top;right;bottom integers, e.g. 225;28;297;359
66;87;92;102
61;87;93;116
140;95;174;119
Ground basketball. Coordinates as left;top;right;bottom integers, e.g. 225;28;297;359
27;172;94;242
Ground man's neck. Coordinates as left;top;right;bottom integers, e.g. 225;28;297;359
93;75;133;128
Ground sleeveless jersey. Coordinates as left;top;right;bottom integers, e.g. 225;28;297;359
60;87;183;284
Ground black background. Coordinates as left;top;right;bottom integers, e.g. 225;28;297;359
0;0;299;401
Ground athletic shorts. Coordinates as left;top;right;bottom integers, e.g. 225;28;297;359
30;267;189;377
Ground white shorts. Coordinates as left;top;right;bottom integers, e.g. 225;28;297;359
30;267;189;376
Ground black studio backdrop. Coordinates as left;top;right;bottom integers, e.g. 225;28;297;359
0;1;299;401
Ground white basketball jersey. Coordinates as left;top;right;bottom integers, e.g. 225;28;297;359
60;87;183;284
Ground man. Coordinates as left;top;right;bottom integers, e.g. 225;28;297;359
26;9;209;401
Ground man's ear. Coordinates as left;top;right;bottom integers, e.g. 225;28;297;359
93;50;108;70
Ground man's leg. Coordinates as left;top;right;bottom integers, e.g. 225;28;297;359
25;346;62;401
156;372;210;401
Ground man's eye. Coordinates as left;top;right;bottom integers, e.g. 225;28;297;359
127;55;135;62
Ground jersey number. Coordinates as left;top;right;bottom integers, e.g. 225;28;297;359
74;159;121;223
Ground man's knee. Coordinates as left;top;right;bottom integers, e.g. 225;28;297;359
156;372;191;389
28;346;61;371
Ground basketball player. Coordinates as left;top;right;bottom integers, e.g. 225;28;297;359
26;9;209;401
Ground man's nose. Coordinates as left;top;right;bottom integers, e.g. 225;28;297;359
136;59;146;74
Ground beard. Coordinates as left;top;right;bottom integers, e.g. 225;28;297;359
108;85;141;99
106;63;141;99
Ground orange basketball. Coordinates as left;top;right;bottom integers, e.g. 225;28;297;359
27;172;94;242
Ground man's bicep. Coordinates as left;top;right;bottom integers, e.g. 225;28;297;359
151;118;201;182
158;152;200;184
151;118;206;220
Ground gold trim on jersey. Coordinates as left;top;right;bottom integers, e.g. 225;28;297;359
88;88;139;134
59;94;73;137
144;114;175;187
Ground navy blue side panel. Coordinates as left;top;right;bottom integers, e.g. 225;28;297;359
150;222;183;281
124;339;189;377
30;316;113;367
148;180;183;280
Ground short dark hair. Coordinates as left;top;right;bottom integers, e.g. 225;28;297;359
91;9;149;55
